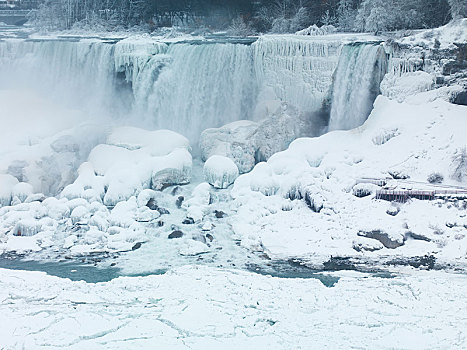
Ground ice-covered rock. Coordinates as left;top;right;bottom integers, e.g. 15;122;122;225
200;106;303;173
0;174;19;207
357;229;405;249
204;155;239;189
381;71;435;103
11;182;34;203
151;148;192;190
183;183;212;222
200;120;258;174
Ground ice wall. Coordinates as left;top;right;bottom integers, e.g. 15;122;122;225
328;43;388;131
252;36;341;116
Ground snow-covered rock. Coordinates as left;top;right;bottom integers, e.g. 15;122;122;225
204;155;239;189
199;106;303;173
0;174;19;207
151;148;192;190
200;120;258;174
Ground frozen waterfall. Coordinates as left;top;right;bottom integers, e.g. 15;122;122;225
0;36;390;142
328;43;388;131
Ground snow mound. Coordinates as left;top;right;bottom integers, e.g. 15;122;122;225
87;127;192;205
204;155;239;189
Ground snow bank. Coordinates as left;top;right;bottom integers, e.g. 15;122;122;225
231;94;467;264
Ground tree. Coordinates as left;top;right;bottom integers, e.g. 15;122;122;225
447;0;467;19
336;0;356;31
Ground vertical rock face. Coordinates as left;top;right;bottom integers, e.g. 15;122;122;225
328;43;388;131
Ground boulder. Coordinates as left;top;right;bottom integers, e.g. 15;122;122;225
168;230;184;239
358;230;405;249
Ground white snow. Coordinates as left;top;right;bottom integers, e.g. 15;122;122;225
231;95;467;264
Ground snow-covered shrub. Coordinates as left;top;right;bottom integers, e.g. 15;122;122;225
296;24;337;36
452;147;467;182
227;17;254;37
203;156;239;189
427;173;444;184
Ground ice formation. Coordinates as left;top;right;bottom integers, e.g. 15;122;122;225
204;155;239;189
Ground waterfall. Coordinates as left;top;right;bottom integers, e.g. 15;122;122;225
0;39;118;113
328;43;388;131
139;43;258;142
0;36;389;143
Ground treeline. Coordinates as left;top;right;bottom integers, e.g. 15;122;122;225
32;0;465;32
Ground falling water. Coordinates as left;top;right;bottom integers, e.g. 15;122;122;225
328;43;388;131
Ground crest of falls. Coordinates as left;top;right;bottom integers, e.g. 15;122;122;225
328;43;388;131
0;36;388;142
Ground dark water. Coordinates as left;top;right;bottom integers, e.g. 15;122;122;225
0;252;404;287
0;257;121;283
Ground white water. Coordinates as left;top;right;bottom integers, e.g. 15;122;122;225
328;43;388;131
143;43;258;142
0;36;387;142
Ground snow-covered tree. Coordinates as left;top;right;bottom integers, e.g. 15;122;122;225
447;0;467;19
336;0;356;31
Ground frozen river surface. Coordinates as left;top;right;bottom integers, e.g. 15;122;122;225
1;266;466;349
